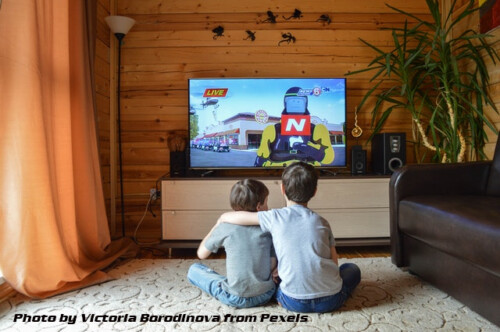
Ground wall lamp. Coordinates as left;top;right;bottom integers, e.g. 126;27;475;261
105;15;135;238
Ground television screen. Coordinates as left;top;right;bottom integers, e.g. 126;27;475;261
188;78;346;169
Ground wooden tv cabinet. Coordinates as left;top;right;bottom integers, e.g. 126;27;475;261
161;176;390;247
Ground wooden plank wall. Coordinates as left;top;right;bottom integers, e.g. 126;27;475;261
487;34;500;157
487;33;500;157
96;0;498;240
95;0;113;230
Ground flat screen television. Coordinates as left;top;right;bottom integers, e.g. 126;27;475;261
188;78;346;169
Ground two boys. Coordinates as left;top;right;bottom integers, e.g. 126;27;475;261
188;162;360;313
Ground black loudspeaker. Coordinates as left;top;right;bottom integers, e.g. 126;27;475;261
170;151;186;177
351;145;366;175
371;133;406;175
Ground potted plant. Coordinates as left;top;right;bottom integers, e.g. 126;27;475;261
347;0;499;163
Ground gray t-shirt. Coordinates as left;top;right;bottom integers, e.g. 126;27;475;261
204;223;275;297
258;205;342;299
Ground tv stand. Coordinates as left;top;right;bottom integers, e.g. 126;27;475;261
161;176;390;246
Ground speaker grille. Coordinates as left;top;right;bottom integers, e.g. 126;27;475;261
351;145;366;175
371;133;406;175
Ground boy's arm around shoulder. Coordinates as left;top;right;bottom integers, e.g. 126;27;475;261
199;210;261;259
217;210;260;226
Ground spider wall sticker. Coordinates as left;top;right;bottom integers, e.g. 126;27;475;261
278;32;296;46
212;26;225;39
244;30;257;41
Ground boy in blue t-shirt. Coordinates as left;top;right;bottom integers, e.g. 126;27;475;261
217;162;361;313
187;179;276;308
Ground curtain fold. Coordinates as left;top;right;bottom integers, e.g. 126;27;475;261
0;0;134;298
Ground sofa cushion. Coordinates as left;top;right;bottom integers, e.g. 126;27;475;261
399;195;500;277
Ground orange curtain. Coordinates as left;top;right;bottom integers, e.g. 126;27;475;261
0;0;134;297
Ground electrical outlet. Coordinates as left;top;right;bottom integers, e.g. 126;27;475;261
149;188;158;201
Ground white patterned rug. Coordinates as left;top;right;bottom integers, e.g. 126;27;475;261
0;257;498;331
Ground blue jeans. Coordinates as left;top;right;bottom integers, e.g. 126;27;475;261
275;263;361;313
187;263;276;308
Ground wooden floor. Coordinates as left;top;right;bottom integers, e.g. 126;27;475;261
136;245;391;259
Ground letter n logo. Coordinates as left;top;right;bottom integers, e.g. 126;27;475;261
281;115;311;136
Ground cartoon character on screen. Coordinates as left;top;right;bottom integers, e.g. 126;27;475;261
254;87;334;167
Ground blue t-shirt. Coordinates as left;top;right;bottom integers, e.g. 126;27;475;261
204;223;275;297
258;205;342;299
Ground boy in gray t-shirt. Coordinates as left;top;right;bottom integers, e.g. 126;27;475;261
187;179;276;308
218;162;361;313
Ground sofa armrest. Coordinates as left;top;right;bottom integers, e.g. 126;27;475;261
389;161;491;267
391;161;491;200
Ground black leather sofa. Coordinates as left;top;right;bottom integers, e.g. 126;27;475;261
389;138;500;326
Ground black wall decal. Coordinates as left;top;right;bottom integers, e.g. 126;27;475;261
244;30;257;41
263;11;278;23
283;9;303;20
317;14;332;25
278;32;296;46
212;26;224;39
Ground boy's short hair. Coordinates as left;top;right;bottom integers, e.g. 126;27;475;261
230;179;269;212
282;161;318;203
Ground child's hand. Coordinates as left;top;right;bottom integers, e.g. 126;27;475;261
272;267;280;284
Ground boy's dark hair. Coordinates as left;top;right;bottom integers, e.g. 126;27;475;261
282;161;318;203
230;179;269;212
